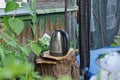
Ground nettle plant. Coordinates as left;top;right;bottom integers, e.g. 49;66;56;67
0;0;48;79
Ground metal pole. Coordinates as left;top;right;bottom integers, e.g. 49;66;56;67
79;0;91;79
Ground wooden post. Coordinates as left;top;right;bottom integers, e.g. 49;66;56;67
79;0;90;77
35;49;79;80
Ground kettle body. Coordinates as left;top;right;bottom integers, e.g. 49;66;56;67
50;30;69;56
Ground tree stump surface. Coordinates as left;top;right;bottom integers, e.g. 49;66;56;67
35;48;79;80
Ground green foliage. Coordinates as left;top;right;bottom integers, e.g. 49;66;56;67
0;54;40;80
97;54;106;59
38;37;50;52
0;46;5;57
0;0;42;80
8;18;24;35
31;0;37;35
20;46;31;56
111;36;120;46
3;16;10;27
5;1;19;13
0;31;17;47
69;41;74;48
0;0;43;57
30;43;42;56
21;2;34;16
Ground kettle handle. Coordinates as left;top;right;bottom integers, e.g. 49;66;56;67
60;30;69;55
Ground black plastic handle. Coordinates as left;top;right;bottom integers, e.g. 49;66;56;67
59;30;69;56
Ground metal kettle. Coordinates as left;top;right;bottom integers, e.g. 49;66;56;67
50;30;69;56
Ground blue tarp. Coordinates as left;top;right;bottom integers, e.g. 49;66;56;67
77;46;120;75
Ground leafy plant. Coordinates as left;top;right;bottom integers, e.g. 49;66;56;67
38;33;50;52
69;41;74;48
111;36;120;46
0;0;42;56
0;55;40;80
0;0;42;79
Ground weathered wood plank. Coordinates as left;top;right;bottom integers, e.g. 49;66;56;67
36;0;77;9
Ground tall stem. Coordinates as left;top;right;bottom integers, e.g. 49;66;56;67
12;10;17;19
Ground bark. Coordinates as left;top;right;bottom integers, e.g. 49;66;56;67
35;49;79;80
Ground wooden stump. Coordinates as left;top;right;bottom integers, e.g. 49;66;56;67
35;48;80;80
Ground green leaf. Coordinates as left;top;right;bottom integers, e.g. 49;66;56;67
20;46;31;56
0;68;13;79
3;16;9;28
0;35;2;39
111;43;117;47
31;0;36;11
30;43;42;56
31;0;37;36
21;2;34;16
31;15;36;35
69;41;74;48
8;18;24;35
1;56;33;79
97;54;106;59
4;1;19;13
0;32;17;47
39;39;46;46
0;46;5;58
